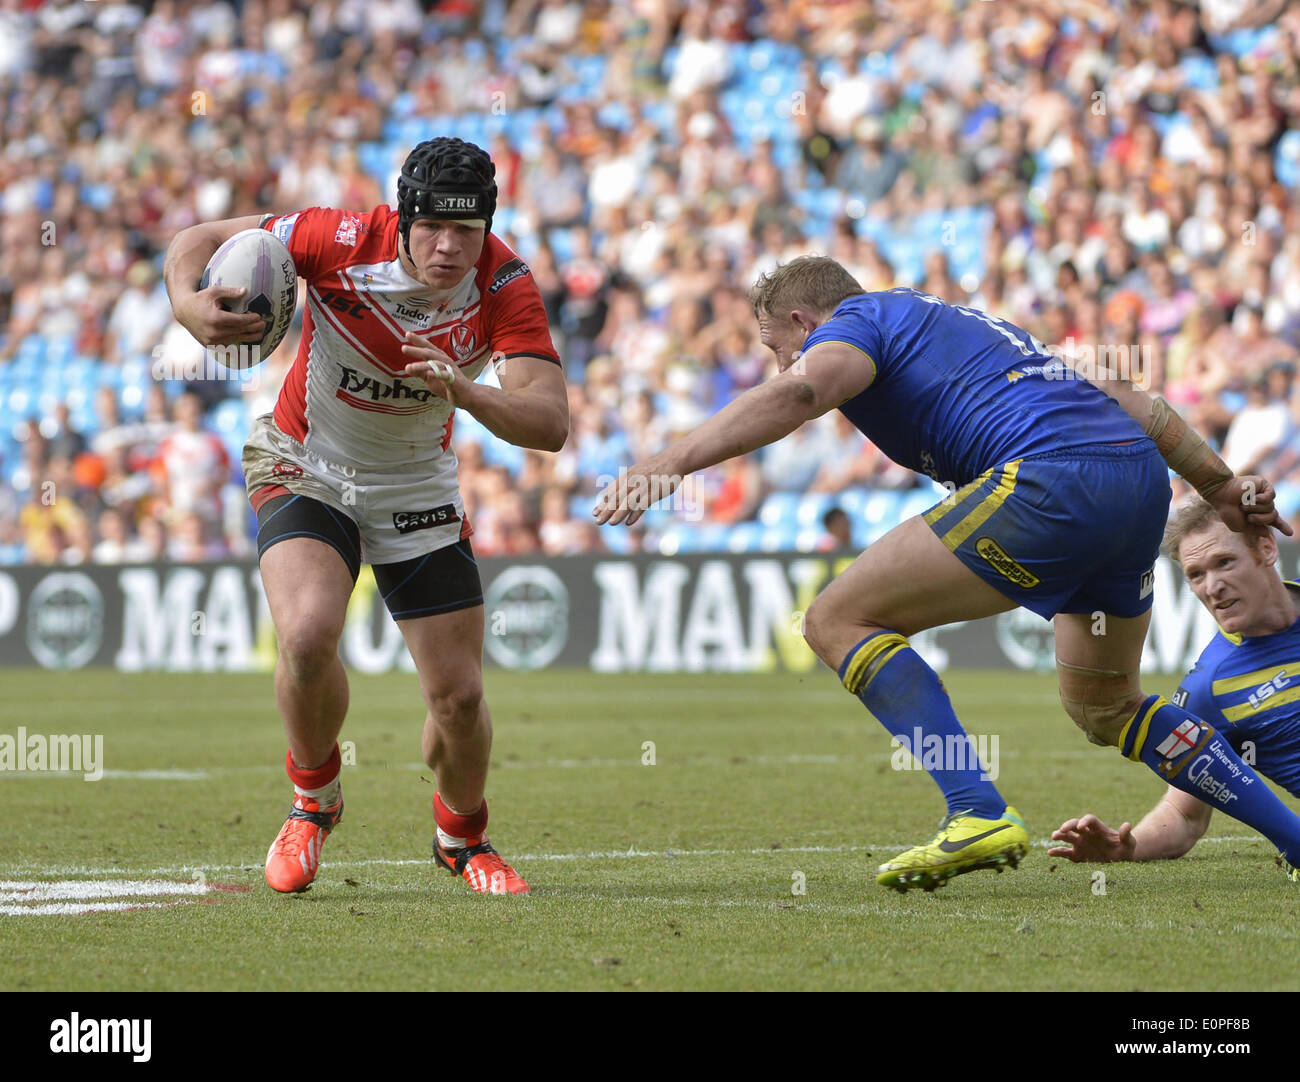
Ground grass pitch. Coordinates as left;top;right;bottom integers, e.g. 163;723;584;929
2;669;1298;992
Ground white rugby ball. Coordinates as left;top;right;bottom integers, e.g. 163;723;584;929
199;228;298;366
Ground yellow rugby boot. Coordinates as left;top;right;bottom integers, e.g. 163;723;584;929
877;805;1029;893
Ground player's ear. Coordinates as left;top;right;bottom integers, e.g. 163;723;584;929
1255;529;1279;567
789;307;819;337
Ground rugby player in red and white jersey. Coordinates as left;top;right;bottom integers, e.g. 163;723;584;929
164;138;567;895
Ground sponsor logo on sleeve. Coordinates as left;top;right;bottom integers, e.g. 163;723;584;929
1171;686;1189;708
273;213;299;245
1155;717;1211;780
488;257;531;295
1186;740;1247;805
393;504;460;534
334;215;360;246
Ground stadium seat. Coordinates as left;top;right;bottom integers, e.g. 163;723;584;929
795;492;835;528
758;491;800;527
597;525;635;554
759;525;801;552
211;400;248;436
726;521;764;552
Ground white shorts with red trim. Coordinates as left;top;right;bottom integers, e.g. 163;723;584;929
242;413;472;565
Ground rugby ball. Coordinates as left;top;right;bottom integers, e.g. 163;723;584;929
199;228;297;365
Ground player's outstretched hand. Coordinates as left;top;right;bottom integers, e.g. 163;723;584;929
1048;813;1136;863
176;285;267;346
402;332;470;407
593;457;681;527
1211;475;1294;537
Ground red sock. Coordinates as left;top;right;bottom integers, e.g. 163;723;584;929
434;792;488;844
285;745;341;791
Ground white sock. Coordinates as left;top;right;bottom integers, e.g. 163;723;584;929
437;827;470;850
295;778;341;808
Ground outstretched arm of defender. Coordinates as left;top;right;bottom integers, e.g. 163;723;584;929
1048;787;1213;862
593;341;874;526
164;213;272;346
1085;373;1293;536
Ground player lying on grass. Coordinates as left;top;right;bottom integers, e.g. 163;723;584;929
165;138;567;895
1051;500;1300;880
595;256;1300;891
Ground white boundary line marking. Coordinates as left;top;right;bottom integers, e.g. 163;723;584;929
0;877;220;917
0;835;1268;880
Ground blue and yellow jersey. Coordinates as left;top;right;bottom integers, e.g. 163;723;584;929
802;288;1145;487
1173;582;1300;798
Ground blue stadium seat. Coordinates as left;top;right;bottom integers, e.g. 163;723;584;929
795;492;835;528
836;488;869;518
637;506;677;532
758;491;800;527
546;227;575;263
481;435;524;473
726;521;764;552
759;525;801;552
900;488;943;519
211;399;248;436
795;527;823;553
16;336;44;365
1179;54;1219;90
7;389;32;416
1274;482;1300;521
597;525;635;554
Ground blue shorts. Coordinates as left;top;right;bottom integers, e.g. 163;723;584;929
922;441;1169;619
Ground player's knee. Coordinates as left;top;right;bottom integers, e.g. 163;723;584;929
426;680;484;731
1059;691;1145;748
278;624;342;684
801;597;841;665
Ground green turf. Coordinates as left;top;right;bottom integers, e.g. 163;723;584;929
1;669;1297;991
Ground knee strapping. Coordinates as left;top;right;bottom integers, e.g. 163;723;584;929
1057;660;1144;747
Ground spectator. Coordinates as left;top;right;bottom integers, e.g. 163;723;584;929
820;507;853;551
155;391;231;528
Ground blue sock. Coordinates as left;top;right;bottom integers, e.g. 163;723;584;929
839;631;1006;819
1122;695;1300;863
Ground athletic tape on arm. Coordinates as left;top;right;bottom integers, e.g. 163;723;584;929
1146;396;1232;499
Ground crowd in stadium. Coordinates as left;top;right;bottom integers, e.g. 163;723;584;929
2;0;1300;564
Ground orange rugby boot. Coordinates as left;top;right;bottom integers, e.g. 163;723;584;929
433;836;530;894
265;792;344;893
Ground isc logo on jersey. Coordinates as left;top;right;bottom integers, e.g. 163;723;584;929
1247;670;1289;710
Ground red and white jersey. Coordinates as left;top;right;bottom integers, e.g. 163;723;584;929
261;205;560;473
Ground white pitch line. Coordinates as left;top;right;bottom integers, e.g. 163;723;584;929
0;835;1268;881
0;878;213;903
0;901;180;917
